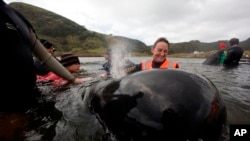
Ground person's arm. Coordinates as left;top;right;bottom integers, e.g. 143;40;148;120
125;63;142;74
34;57;50;75
1;2;77;83
70;77;93;84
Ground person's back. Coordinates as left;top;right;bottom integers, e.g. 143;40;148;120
0;0;83;112
223;38;244;67
1;1;38;111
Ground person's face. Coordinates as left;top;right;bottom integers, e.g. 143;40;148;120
104;54;110;61
66;63;80;73
151;41;168;63
46;47;55;55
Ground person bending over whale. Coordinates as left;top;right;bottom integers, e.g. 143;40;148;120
0;0;84;112
223;38;244;67
128;37;180;73
0;1;89;140
37;53;93;87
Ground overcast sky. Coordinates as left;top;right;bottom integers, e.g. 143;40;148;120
5;0;250;45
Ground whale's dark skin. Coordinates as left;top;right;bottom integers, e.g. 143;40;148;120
90;69;227;141
203;50;224;65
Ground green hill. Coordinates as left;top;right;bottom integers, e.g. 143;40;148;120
8;2;150;56
8;2;250;57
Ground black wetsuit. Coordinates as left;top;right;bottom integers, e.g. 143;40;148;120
34;56;60;76
0;1;39;112
223;46;244;67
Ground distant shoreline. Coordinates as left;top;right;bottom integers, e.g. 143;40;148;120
55;50;250;59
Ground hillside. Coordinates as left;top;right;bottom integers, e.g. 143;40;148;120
8;2;250;57
8;2;150;56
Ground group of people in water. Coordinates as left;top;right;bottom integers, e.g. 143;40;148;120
35;39;92;87
0;0;245;140
99;37;179;79
35;36;180;87
203;37;244;67
35;36;244;88
0;0;244;112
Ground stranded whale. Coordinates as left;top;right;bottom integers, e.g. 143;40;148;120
89;69;227;141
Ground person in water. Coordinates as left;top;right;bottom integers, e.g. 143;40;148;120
1;0;86;112
0;0;41;112
0;1;89;140
34;39;59;75
100;49;112;78
218;42;227;64
223;38;244;67
100;48;135;78
37;53;92;87
129;37;179;73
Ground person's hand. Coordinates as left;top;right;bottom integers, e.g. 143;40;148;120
100;72;108;78
73;77;93;84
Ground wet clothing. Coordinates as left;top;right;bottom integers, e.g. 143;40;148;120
141;59;179;70
131;59;179;73
36;72;69;87
0;1;39;112
223;46;244;67
203;50;226;65
102;61;111;74
219;51;227;64
34;56;59;75
101;59;135;75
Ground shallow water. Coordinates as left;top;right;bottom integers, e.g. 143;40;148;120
1;57;249;141
80;57;250;125
56;57;250;141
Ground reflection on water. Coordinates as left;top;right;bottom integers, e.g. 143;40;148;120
1;57;249;141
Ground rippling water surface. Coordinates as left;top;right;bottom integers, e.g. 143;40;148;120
55;57;250;141
3;57;250;141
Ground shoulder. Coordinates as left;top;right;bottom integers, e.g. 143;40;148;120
141;59;152;63
103;61;110;67
124;59;135;66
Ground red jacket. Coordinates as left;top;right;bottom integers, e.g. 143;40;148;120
36;71;69;87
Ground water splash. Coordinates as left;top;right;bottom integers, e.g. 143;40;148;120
109;44;132;79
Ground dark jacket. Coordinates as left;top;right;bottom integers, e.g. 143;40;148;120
101;59;135;75
34;56;60;76
223;46;244;67
1;1;39;111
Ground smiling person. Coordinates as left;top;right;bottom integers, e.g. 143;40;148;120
128;37;179;73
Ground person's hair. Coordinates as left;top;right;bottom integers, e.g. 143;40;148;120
60;53;80;67
229;38;239;46
40;39;53;49
153;37;170;48
104;48;111;56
